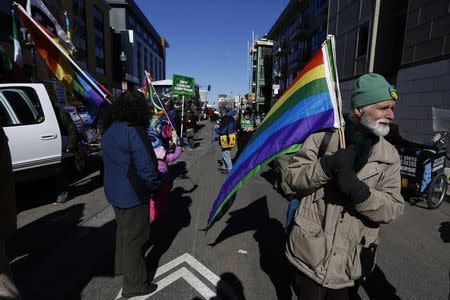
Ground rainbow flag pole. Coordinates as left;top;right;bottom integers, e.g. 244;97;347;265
14;2;110;105
205;35;344;232
143;70;176;133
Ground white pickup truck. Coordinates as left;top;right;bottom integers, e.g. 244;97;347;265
0;83;96;183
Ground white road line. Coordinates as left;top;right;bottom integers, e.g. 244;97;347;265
154;253;221;286
115;253;236;299
115;267;217;300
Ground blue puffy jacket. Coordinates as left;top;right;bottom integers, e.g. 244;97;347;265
102;122;161;208
215;110;236;135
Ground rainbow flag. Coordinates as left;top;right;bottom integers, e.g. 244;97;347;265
206;36;343;231
15;3;110;116
141;71;163;111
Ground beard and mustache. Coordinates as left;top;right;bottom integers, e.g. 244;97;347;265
360;113;391;137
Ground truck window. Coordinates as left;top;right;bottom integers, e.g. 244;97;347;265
0;100;13;126
0;88;45;127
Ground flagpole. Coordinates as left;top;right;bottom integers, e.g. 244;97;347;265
180;95;185;140
145;70;176;133
64;11;71;42
14;2;110;103
327;35;346;149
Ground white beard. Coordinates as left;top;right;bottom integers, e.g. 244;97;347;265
360;114;391;137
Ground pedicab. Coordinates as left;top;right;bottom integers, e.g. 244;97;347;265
390;107;449;209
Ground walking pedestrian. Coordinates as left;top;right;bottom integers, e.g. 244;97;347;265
101;90;162;298
285;73;404;299
215;108;236;174
235;106;256;159
148;113;183;223
184;110;196;150
0;126;21;300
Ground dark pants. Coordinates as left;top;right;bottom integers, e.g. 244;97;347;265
292;267;359;300
113;204;150;294
236;131;253;159
187;136;194;149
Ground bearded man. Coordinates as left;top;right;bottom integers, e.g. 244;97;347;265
285;73;404;300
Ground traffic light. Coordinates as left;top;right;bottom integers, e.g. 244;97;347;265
207;85;211;91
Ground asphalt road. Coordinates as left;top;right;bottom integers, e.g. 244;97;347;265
8;120;450;300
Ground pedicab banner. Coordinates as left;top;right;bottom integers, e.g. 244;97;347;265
205;35;344;232
172;74;195;97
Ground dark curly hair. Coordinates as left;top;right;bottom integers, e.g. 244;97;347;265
101;90;153;132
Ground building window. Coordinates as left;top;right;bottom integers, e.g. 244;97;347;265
144;48;149;73
311;23;326;53
93;5;105;75
153;56;156;78
137;42;142;83
357;22;370;57
312;0;327;16
73;0;87;68
150;52;154;76
127;14;135;29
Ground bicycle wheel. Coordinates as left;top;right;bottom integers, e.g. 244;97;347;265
426;173;448;209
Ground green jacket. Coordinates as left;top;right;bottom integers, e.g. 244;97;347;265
285;130;404;289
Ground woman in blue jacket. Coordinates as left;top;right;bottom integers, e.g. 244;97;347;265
101;90;161;298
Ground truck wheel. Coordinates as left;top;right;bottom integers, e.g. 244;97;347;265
426;173;448;209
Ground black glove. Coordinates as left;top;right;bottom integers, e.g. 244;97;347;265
320;147;356;176
336;168;371;204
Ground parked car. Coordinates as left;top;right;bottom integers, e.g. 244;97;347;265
0;83;99;183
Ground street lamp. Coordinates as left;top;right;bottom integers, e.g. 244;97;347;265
120;51;127;92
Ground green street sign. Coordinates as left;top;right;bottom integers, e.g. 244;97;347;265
172;74;195;97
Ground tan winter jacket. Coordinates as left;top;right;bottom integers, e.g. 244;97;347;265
285;130;404;289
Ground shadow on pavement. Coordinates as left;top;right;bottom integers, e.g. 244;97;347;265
15;158;103;213
259;168;278;188
169;161;189;179
208;196;269;247
15;180;58;212
7;203;116;300
147;186;193;280
254;218;292;300
192;272;246;300
358;265;401;300
439;222;450;242
69;174;103;199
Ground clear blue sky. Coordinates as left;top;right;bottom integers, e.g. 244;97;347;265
134;0;289;105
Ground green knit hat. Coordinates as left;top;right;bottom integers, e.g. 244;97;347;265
351;73;398;109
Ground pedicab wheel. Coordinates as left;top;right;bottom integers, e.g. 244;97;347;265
426;173;448;209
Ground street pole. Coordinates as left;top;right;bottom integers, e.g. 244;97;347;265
120;51;127;92
180;95;185;140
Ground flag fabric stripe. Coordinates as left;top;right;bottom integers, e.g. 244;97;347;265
16;3;108;115
232;91;332;173
0;44;13;75
208;109;334;224
209;143;303;225
249;78;328;143
262;51;324;122
12;9;22;68
206;37;342;231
